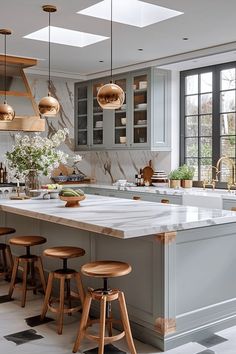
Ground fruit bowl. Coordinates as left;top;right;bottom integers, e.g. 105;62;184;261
59;195;86;207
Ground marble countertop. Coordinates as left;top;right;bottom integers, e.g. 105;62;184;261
1;195;236;239
72;183;236;199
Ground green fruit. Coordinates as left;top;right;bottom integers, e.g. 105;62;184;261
74;188;84;196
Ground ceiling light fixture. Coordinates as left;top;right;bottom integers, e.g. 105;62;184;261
97;0;124;110
38;5;60;116
0;29;15;122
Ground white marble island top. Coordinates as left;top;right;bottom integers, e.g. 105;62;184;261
1;195;236;238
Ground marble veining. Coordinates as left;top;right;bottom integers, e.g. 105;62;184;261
1;196;236;238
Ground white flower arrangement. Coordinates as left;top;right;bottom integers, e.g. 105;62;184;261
5;128;80;180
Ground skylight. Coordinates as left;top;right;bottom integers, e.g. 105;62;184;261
77;0;183;28
24;26;109;47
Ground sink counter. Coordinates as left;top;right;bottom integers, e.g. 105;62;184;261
0;195;236;238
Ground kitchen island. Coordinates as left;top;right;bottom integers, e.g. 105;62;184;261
1;195;236;350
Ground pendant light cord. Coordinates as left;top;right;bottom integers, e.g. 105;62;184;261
4;34;6;102
110;0;113;82
48;11;51;95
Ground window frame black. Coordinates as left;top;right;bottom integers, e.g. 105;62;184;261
180;60;236;188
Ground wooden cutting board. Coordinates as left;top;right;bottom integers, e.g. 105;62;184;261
142;160;154;185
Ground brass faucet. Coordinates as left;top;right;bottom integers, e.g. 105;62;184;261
202;166;219;190
216;156;236;191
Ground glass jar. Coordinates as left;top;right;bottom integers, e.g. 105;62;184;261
25;170;40;196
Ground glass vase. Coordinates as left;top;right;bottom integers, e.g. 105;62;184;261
25;170;40;196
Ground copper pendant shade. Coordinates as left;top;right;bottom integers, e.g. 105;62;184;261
0;29;15;121
97;82;125;110
97;0;125;110
38;5;60;116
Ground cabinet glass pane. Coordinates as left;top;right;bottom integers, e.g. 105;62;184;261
93;130;103;145
133;74;148;144
134;127;147;144
114;78;127;144
93;82;104;145
77;131;87;145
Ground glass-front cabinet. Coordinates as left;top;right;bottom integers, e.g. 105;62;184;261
114;77;127;147
75;68;171;151
75;84;89;148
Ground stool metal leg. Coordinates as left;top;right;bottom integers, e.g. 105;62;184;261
118;291;137;354
73;292;92;353
8;257;19;298
41;272;54;320
58;276;65;335
21;260;28;307
98;295;107;354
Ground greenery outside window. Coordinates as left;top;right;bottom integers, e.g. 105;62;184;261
180;61;236;186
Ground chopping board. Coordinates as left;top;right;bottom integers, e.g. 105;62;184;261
142;160;154;185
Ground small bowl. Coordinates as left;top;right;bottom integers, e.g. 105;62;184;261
120;136;126;144
121;117;126;125
52;175;68;183
59;195;86;207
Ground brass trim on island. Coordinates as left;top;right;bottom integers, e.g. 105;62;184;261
154;317;176;335
155;231;176;244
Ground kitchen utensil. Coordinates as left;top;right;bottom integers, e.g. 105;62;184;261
142;160;154;185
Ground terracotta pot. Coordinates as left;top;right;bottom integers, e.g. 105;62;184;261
181;180;193;188
169;180;181;188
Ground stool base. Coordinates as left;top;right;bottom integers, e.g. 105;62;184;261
73;288;137;354
8;255;46;307
41;269;84;335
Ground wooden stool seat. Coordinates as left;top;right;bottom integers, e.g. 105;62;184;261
10;236;46;247
43;246;85;259
73;260;136;354
41;246;85;335
0;227;15;279
0;227;16;236
81;260;132;278
8;235;47;307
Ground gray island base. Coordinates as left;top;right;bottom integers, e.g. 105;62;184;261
1;195;236;351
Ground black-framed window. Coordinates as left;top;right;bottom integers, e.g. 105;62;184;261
180;61;236;185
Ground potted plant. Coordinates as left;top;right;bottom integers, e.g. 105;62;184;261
179;164;195;188
168;169;181;188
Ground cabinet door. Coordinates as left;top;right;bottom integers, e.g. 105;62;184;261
91;81;107;149
113;77;128;148
131;72;150;148
151;68;171;150
75;84;89;150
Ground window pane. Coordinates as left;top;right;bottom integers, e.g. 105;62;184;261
185;116;198;137
200;115;212;136
220;91;235;112
200;158;212;181
221;68;236;90
221;136;235;157
186;95;198;115
200;137;212;158
200;93;212;114
185;158;198;180
218;159;235;183
185;138;198;157
221;113;235;135
200;72;212;93
186;75;198;95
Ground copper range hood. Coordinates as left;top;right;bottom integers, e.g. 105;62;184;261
0;55;45;131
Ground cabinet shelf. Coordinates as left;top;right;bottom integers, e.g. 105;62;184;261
78;114;87;117
78;128;87;132
78;98;87;102
115;126;126;130
93;127;103;131
134;108;147;112
134;88;147;93
133;124;147;128
93;112;103;116
115;110;126;114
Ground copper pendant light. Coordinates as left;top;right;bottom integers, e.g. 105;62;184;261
0;29;15;121
97;0;125;110
38;5;60;116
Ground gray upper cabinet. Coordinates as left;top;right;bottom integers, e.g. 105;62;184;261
75;67;171;151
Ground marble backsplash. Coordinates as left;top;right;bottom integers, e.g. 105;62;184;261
0;74;171;184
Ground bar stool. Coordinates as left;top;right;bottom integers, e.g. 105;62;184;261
0;227;15;280
8;236;47;307
73;260;137;354
41;246;85;335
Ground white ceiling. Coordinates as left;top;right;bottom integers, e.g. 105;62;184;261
1;0;236;78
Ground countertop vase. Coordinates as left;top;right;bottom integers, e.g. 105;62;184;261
25;169;40;196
